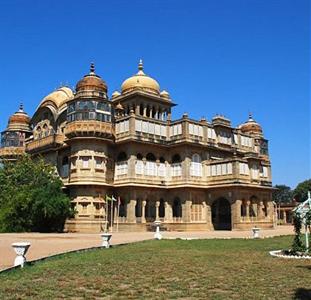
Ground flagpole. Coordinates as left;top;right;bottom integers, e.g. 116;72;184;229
110;196;113;233
104;195;108;233
117;196;120;232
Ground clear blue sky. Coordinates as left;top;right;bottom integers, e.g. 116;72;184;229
0;0;309;188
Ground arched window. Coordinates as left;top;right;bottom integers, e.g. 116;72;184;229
190;153;202;177
171;154;182;177
115;152;128;176
42;123;50;137
173;198;182;218
159;199;165;218
135;153;144;175
145;153;157;176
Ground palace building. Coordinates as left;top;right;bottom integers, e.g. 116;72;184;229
0;61;274;232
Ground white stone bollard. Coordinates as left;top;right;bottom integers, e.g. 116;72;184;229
100;233;112;248
12;242;31;268
252;227;260;239
154;220;162;240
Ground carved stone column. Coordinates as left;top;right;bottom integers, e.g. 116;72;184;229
141;200;146;223
164;201;172;222
202;201;207;222
235;200;242;223
246;200;250;221
258;201;263;220
155;200;160;220
126;199;136;223
136;104;140;115
182;200;192;223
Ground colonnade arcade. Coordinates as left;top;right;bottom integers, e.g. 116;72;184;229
120;102;171;121
112;190;273;230
118;197;184;224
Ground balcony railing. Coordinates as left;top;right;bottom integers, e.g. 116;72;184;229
26;134;65;152
0;146;25;157
65;120;114;138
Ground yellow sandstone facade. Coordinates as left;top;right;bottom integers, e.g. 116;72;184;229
0;61;274;232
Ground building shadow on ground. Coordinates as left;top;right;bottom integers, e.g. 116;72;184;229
294;288;311;300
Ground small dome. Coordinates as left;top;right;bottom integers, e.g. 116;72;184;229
112;91;121;98
7;104;31;132
39;86;74;109
240;113;263;134
121;60;160;95
160;90;170;99
76;63;107;93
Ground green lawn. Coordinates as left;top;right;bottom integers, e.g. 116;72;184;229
0;236;310;299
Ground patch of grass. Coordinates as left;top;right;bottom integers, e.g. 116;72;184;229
0;236;310;299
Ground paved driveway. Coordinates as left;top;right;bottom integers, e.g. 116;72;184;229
0;225;294;270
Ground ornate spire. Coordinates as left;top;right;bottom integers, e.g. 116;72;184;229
138;59;143;71
90;62;95;75
19;102;24;112
248;112;254;121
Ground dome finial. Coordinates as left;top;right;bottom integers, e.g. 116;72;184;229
248;111;253;121
90;62;95;74
138;59;143;71
19;102;24;112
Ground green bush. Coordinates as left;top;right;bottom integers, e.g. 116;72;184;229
0;155;74;232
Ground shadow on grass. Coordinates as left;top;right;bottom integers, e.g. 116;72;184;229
294;288;311;300
296;265;311;271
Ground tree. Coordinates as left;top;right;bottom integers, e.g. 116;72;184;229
293;179;311;202
272;184;293;204
0;155;74;232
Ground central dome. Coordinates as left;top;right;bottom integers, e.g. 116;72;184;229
76;63;107;93
121;60;160;95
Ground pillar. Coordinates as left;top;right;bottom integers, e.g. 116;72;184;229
258;201;263;220
182;200;192;223
141;200;146;223
155;200;160;220
167;109;172;121
283;210;286;224
164;201;172;222
235;200;242;223
202;201;207;221
126;199;136;223
135;104;140;115
246;200;250;221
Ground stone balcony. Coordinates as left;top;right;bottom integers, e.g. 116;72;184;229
26;134;65;152
64;120;114;139
0;146;25;158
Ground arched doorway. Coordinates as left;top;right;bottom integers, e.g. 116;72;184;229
211;198;232;230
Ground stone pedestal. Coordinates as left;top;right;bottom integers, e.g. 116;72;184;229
12;242;31;268
154;220;162;240
101;233;112;248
